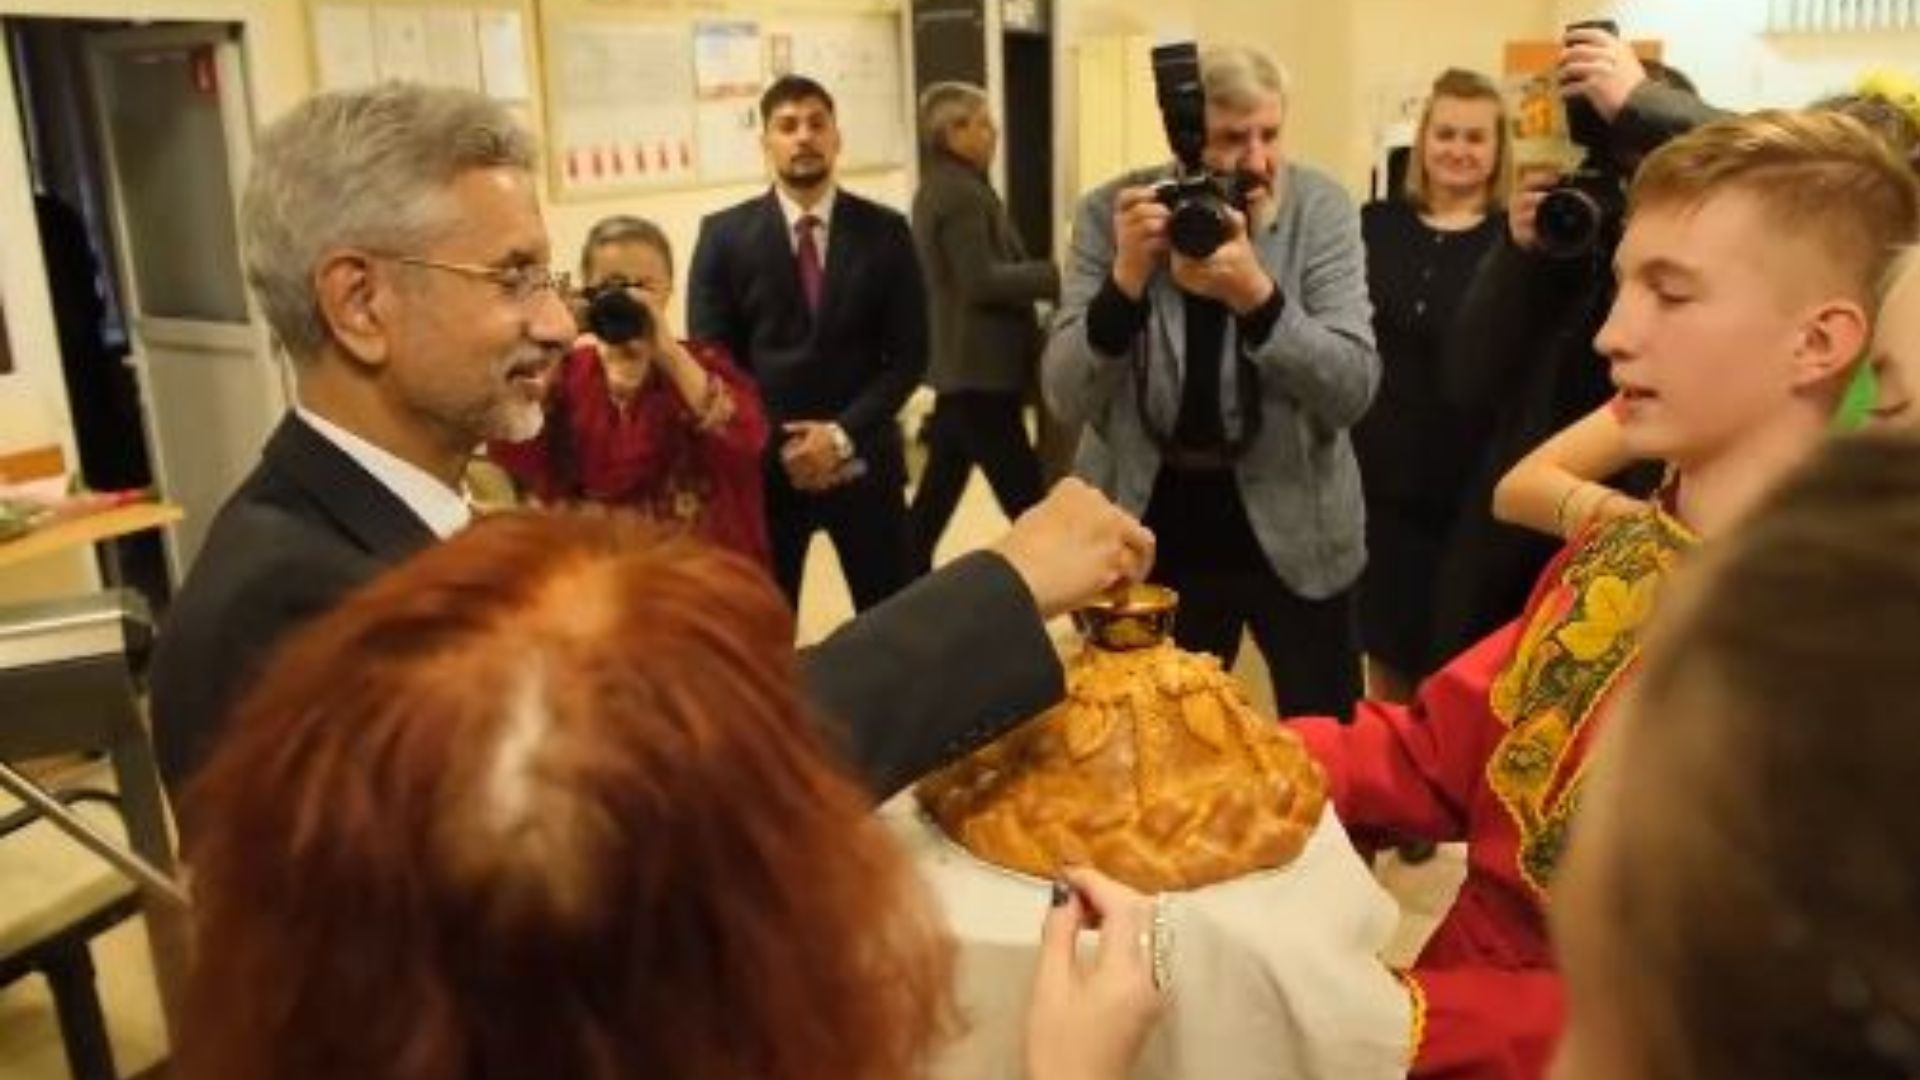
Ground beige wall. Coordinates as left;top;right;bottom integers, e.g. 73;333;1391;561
1054;0;1552;214
1558;0;1920;110
1202;0;1554;194
1346;0;1556;191
1053;0;1196;238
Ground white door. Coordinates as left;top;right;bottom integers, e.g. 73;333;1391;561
85;25;284;582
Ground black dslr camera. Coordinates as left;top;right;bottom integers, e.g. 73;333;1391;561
1536;19;1629;260
580;278;653;346
1150;42;1248;260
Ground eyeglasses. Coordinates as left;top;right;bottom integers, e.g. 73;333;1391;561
390;255;573;303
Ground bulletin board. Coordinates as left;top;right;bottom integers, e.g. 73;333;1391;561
306;0;535;102
543;15;700;193
303;0;910;201
765;13;909;174
537;0;910;200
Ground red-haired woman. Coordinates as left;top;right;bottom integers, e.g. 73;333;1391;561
176;511;1159;1080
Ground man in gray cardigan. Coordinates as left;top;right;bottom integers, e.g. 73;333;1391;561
1043;44;1378;718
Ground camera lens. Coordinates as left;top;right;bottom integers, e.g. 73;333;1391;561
1168;202;1230;259
585;286;653;345
1535;187;1602;259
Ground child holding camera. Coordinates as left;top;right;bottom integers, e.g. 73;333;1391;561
488;215;770;565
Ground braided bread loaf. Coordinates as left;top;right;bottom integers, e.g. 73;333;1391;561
916;640;1326;892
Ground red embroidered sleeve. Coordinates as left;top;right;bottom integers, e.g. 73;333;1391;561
1290;621;1519;844
1406;968;1565;1078
685;339;768;462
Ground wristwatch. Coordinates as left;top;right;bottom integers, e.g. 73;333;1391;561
827;423;855;463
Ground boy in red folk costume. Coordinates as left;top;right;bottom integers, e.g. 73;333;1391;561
1292;109;1919;1077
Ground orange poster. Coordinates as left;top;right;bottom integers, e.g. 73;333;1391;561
1501;38;1663;175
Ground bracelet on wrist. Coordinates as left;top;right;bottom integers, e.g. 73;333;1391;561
1150;895;1173;995
1578;484;1616;536
1591;489;1639;527
1553;481;1586;537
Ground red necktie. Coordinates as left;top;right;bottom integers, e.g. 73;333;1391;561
795;214;824;312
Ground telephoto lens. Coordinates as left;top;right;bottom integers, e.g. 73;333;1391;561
584;283;653;346
1534;187;1603;259
1153;172;1248;259
1533;171;1625;260
1167;191;1232;259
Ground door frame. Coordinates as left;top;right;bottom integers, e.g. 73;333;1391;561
0;0;283;520
84;23;282;579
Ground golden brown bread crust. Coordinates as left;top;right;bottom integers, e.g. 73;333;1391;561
916;642;1327;892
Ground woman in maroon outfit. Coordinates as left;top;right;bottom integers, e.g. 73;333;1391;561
490;216;770;565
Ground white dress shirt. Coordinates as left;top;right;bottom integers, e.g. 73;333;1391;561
776;183;838;263
296;407;472;539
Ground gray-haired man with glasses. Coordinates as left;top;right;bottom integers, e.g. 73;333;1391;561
150;83;1155;808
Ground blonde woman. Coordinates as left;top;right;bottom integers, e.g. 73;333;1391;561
1353;68;1509;701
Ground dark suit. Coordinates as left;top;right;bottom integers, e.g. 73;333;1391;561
907;152;1059;572
150;414;1058;802
913;154;1058;395
149;415;436;791
687;188;927;611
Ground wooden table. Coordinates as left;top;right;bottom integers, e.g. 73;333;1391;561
0;501;188;1044
0;503;182;571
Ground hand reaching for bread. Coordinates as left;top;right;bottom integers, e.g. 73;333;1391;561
993;479;1156;619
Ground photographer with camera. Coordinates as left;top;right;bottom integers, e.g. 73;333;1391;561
1428;23;1723;663
1044;43;1377;719
488;215;771;565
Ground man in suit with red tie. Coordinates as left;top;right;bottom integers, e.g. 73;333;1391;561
689;75;927;611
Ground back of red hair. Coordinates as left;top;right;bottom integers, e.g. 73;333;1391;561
179;511;955;1080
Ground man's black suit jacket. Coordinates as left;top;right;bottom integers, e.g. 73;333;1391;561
150;414;1058;800
687;188;928;484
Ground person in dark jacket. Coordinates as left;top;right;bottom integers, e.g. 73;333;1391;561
35;192;148;493
687;76;928;613
1353;68;1509;701
1431;33;1724;661
907;81;1060;574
